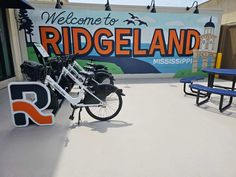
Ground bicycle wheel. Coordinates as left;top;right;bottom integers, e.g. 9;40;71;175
85;91;122;121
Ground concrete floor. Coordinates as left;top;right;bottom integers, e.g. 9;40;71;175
1;78;236;177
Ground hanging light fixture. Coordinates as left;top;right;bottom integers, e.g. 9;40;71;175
186;1;199;14
55;0;63;9
105;0;111;11
147;0;156;13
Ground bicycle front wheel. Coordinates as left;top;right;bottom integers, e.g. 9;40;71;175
85;91;122;121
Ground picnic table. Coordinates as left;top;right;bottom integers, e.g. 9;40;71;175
190;68;236;112
202;68;236;89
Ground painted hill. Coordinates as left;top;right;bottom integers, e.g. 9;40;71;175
78;56;160;74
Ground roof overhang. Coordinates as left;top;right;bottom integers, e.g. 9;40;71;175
0;0;34;9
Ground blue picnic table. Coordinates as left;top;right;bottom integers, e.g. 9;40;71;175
202;68;236;89
191;68;236;112
202;68;236;76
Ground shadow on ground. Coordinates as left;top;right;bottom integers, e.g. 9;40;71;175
0;88;72;177
70;120;133;133
0;124;70;177
195;96;236;118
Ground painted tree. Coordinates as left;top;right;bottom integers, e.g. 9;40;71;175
25;18;34;43
18;9;34;43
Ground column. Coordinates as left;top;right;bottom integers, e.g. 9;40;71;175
192;50;198;72
211;53;217;68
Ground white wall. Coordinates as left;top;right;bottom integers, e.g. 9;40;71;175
200;0;236;24
29;0;221;13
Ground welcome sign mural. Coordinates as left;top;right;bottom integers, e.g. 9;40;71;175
18;8;221;77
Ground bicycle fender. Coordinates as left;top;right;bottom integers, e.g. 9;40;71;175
95;72;114;84
95;71;113;77
97;84;125;96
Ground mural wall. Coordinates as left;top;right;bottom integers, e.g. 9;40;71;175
18;8;222;77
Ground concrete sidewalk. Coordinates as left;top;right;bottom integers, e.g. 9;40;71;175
1;79;236;177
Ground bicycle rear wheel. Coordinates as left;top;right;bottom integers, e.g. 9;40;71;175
85;91;122;121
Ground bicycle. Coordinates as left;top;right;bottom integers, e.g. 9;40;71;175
21;60;125;124
46;54;115;86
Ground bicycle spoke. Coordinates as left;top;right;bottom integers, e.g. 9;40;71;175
87;92;120;119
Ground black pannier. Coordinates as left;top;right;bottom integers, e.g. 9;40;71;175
20;61;46;81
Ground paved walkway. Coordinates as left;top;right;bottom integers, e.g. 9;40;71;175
1;79;236;177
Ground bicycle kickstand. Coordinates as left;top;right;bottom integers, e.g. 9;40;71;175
78;108;82;125
69;106;76;120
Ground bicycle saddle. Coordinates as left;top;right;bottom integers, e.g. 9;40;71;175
87;63;107;70
83;66;95;72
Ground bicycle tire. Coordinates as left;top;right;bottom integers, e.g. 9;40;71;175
85;91;122;121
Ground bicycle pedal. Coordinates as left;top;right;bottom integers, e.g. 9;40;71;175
69;115;74;120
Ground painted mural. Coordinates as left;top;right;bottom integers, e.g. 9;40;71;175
17;8;221;77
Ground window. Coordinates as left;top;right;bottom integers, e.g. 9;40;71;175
209;39;214;51
201;39;206;50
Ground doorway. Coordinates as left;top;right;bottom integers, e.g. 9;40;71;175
0;8;14;81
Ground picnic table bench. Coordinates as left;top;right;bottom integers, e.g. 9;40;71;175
180;76;204;96
190;84;236;112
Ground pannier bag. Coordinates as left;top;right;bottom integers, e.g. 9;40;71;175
20;61;46;81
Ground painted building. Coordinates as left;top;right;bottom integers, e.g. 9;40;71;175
192;17;217;72
0;0;222;89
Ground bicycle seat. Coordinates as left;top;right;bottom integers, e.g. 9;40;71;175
87;63;107;70
79;71;95;78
